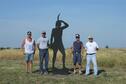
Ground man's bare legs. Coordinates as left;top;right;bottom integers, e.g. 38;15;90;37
25;61;32;73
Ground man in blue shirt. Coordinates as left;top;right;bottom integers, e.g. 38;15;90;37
71;34;84;74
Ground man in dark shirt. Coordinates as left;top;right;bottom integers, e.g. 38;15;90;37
71;34;84;74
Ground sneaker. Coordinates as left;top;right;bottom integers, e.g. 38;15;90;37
79;70;82;75
40;71;44;75
94;74;98;77
84;73;89;77
73;70;77;74
26;72;29;74
44;71;48;75
29;71;32;74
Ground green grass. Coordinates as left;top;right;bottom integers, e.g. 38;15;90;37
0;48;126;84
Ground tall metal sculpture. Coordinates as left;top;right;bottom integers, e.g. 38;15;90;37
50;14;69;69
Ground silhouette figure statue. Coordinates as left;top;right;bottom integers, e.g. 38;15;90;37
50;14;69;69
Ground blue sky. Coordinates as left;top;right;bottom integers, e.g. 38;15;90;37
0;0;126;48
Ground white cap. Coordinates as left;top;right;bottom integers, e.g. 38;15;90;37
88;35;93;39
41;31;46;34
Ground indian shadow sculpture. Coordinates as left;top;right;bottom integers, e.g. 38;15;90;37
50;14;69;69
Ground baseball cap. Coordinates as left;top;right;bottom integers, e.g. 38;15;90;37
27;31;32;35
88;35;93;39
41;31;46;34
75;34;80;38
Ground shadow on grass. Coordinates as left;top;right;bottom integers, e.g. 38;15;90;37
32;69;40;74
32;68;105;76
32;68;73;75
81;69;105;75
98;69;106;75
50;68;72;75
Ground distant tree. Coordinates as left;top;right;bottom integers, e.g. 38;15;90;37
105;45;109;49
13;47;20;50
1;47;3;50
6;47;11;49
0;47;7;50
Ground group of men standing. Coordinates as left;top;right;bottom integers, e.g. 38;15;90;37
21;19;99;77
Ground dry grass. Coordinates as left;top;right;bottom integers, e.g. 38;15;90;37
0;48;126;68
0;48;126;84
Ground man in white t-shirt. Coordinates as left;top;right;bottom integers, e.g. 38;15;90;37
37;31;49;75
85;35;99;76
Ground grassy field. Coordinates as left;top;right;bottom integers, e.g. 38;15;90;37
0;48;126;84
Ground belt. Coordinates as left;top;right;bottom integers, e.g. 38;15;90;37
74;52;81;54
86;53;96;55
39;49;48;51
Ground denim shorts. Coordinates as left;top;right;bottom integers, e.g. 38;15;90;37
73;53;82;65
25;53;34;62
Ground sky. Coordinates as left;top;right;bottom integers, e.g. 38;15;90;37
0;0;126;48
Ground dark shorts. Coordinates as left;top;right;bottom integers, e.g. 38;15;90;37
73;52;82;65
